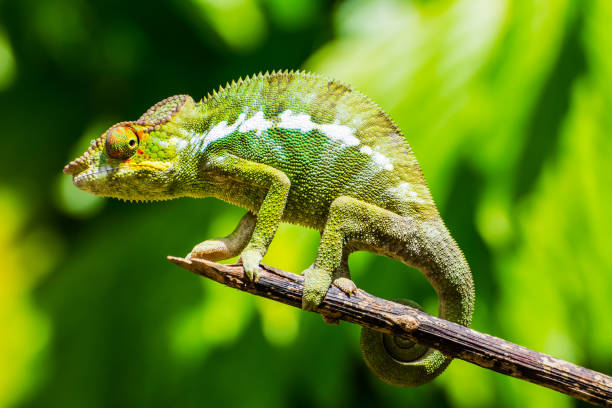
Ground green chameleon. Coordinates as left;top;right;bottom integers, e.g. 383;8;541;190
64;70;474;387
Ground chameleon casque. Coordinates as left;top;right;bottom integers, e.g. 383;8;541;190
64;70;474;387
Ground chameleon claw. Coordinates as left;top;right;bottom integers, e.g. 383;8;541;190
187;239;232;262
302;266;332;311
333;277;358;297
240;249;261;282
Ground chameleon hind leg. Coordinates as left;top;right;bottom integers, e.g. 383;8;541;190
302;196;466;387
302;196;396;310
187;211;257;261
311;246;358;325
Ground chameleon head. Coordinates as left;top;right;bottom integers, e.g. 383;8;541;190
63;95;195;201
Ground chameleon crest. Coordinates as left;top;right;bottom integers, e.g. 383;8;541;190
65;70;474;387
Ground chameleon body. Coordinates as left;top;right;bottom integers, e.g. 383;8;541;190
64;71;474;386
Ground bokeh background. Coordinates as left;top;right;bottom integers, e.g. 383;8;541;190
1;0;610;407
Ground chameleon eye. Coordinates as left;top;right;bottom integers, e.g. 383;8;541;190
106;126;139;159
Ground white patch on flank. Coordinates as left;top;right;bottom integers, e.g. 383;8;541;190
372;152;394;171
198;113;246;151
208;113;246;142
278;110;315;132
277;109;359;147
238;111;272;136
359;144;394;171
360;145;373;155
389;182;425;204
319;123;359;146
191;109;387;173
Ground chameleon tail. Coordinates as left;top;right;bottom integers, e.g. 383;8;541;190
360;220;474;386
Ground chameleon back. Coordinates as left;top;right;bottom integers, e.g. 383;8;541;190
189;71;438;227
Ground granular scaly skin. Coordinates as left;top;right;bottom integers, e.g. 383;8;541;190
64;70;474;387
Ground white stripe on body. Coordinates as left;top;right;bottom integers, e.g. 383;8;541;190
387;182;425;204
191;108;394;172
238;111;273;135
278;110;360;147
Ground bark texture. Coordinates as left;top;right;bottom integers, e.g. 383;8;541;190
168;256;612;407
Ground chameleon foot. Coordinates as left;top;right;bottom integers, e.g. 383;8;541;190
187;239;233;262
302;266;332;311
333;277;357;297
239;249;262;281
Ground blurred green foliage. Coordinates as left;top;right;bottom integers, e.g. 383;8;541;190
0;0;610;407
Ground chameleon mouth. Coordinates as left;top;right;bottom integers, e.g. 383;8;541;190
72;166;121;187
72;161;173;189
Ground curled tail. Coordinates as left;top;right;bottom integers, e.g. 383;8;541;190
360;219;474;386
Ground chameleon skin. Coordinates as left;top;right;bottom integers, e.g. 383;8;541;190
64;70;474;387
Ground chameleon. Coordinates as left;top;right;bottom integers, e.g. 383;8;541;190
64;70;474;387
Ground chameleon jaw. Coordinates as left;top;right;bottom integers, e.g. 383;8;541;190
73;161;172;184
71;161;174;200
72;165;121;188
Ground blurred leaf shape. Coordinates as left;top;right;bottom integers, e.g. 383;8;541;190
440;359;495;408
495;78;612;408
171;206;254;361
261;0;321;30
33;0;89;60
0;188;59;408
170;280;254;361
189;0;267;52
256;223;319;346
100;22;147;77
56;175;105;218
0;28;16;91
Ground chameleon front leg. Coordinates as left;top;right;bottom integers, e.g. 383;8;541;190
186;211;256;261
208;154;290;281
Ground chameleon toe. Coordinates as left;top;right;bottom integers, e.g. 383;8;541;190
333;277;358;296
240;249;262;281
302;266;332;310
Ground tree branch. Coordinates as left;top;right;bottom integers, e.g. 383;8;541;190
168;256;612;407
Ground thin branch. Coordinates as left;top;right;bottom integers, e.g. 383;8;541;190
168;256;612;407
